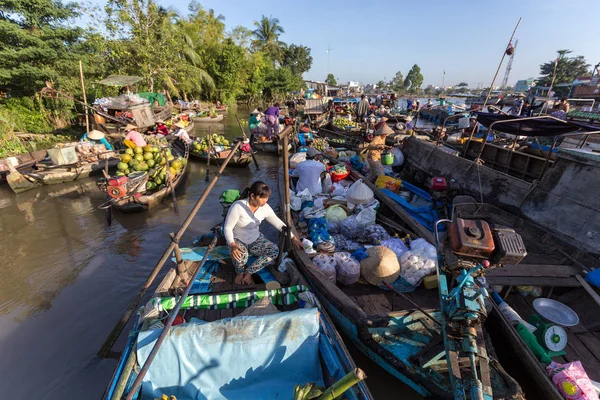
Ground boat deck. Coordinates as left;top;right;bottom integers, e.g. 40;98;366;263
340;282;440;315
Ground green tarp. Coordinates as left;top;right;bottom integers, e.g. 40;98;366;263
137;92;166;107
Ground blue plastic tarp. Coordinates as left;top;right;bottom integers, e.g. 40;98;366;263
136;308;323;400
382;188;441;233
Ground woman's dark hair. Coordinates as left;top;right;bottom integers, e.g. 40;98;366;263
240;181;271;199
553;103;561;110
274;102;280;108
257;107;263;111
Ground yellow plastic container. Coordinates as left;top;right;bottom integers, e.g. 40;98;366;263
423;275;439;290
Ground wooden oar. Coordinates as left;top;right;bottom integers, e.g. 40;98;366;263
125;235;218;400
235;114;260;170
97;140;242;357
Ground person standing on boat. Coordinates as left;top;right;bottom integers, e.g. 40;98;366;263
124;124;147;147
356;95;370;122
171;121;192;144
80;130;114;150
366;124;393;180
292;147;327;195
248;109;261;133
224;181;302;285
265;103;280;139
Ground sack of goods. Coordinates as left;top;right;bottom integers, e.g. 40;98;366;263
313;254;337;284
360;246;401;286
333;252;361;286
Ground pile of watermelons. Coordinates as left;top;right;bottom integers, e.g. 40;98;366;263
116;145;187;191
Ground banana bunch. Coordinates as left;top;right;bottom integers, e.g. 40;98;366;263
294;382;324;400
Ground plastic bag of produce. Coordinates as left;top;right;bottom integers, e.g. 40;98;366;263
313;254;337;284
391;147;404;167
322;173;333;194
325;205;348;224
361;224;391;244
290;191;302;211
346;179;374;205
341;215;364;240
302;238;316;254
380;238;409;259
360;246;401;286
409;239;438;259
399;245;438;287
290;152;307;168
334;252;361;285
297;188;313;202
356;207;376;226
332;183;347;197
546;361;597;400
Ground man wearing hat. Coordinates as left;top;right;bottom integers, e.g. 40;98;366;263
292;147;327;195
124;124;146;147
366;124;393;180
80;130;114;150
172;121;192;144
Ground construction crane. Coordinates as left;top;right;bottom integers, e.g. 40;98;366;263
500;39;518;89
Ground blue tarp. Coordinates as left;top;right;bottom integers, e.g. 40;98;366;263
137;308;323;400
381;188;441;233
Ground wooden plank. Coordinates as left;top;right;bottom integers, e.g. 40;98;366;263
486;264;582;278
576;332;600;363
156;268;176;294
486;276;581;287
564;332;600;381
575;275;600;308
353;295;380;316
368;294;393;315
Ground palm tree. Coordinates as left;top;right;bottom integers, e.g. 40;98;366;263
252;15;285;63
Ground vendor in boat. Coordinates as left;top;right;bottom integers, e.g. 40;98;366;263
172;121;192;143
366;124;393;180
374;116;388;131
248;109;261;133
80;129;114;151
292;147;327;196
356;95;371;122
155;120;169;136
265;103;280;139
550;103;567;120
124;124;147;147
224;181;302;285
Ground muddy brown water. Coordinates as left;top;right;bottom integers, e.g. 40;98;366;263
0;108;419;399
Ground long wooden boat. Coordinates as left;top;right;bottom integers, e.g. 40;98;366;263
193;114;224;123
278;166;523;399
451;199;600;399
6;157;119;194
189;148;252;168
104;141;190;212
103;231;373;400
250;137;279;153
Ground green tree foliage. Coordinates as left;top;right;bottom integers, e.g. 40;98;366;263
204;38;246;103
229;25;253;49
252;15;285;64
404;64;424;93
325;73;337;86
263;67;303;100
376;80;385;90
390;71;405;92
281;44;313;76
537;50;589;88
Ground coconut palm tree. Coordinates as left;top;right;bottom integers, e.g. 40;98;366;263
252;15;285;63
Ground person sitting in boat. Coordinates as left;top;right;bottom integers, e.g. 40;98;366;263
292;147;327;196
80;130;113;151
124;124;147;147
155;120;169;136
559;97;570;113
248;109;261;133
550;103;567;120
224;181;302;285
171;121;192;143
366;124;393;180
427;99;433;107
265;103;280;139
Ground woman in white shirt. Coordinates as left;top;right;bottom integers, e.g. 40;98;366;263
172;121;192;143
224;181;302;285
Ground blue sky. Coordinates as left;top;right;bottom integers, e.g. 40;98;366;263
87;0;599;88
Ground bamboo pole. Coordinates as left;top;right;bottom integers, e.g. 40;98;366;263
125;235;219;400
79;60;90;133
282;130;292;228
316;368;367;400
97;140;242;358
548;52;560;101
465;17;522;151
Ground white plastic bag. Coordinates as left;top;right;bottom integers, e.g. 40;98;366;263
391;147;404;167
322;173;333;194
278;256;293;272
356;207;376;226
346;179;374;205
380;238;409;259
297;188;313;203
333;252;361;285
332;182;347;197
290;192;302;211
313;254;337;283
399;240;438;287
290;152;307;168
302;238;316;254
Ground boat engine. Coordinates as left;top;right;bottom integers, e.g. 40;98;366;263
106;176;128;199
443;217;527;274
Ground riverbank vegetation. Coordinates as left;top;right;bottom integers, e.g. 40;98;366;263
0;0;312;155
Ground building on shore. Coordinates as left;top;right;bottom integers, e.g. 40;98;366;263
515;78;535;93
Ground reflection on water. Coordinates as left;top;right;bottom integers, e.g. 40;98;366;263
0;106;416;399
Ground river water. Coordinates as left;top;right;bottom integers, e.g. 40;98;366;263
0;107;419;399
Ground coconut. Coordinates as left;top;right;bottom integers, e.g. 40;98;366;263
360;246;401;286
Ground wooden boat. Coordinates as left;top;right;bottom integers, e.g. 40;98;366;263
189;148;252;168
193;114;224;123
316;127;366;150
324;122;362;136
251;136;279;153
6;157;119;194
0;149;48;184
215;106;228;114
103;140;190;212
103;231;373;400
451;199;600;400
278;167;523;399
